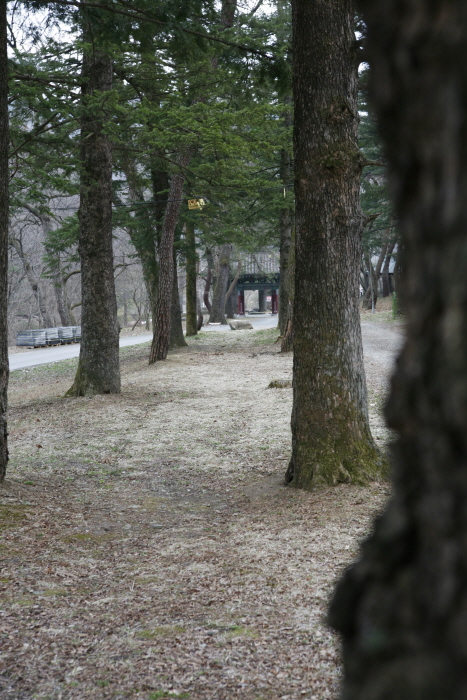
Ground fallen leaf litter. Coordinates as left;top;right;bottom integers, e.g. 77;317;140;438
0;321;400;699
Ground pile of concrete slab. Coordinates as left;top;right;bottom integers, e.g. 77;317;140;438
16;326;82;347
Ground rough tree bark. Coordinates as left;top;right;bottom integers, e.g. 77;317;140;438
286;0;383;488
149;151;191;363
67;13;120;396
185;221;198;336
209;244;232;324
0;1;9;481
329;2;467;697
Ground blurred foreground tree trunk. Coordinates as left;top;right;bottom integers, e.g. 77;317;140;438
286;0;382;488
0;1;9;480
329;2;467;697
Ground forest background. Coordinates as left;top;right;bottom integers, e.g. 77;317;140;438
4;0;467;698
5;0;391;345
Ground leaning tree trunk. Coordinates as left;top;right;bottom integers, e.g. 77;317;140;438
149;151;192;363
209;244;232;324
169;246;187;349
329;2;467;697
185;221;198;336
67;17;120;396
286;0;383;488
0;1;9;481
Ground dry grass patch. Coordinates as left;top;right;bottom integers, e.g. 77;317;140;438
0;324;399;699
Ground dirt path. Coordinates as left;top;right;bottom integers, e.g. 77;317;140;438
0;321;402;700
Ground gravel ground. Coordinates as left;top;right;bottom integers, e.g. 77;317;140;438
0;319;402;700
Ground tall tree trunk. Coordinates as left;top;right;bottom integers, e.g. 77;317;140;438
279;194;293;334
281;227;295;353
0;1;9;481
169;245;187;349
329;1;467;696
279;132;293;335
68;14;120;396
276;1;293;336
224;260;241;318
209;244;232;324
148;0;236;360
120;159;165;329
196;294;204;331
286;0;383;488
381;236;397;297
203;248;213;313
149;151;192;363
362;247;385;310
185;221;198;336
225;289;236;319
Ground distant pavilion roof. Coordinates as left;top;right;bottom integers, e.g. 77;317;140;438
235;251;280;290
235;272;280;291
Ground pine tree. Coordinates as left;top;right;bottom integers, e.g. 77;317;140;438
68;3;120;395
286;0;384;488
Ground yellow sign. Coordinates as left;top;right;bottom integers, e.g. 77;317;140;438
188;198;205;210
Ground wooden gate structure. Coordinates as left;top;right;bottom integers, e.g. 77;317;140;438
234;252;280;315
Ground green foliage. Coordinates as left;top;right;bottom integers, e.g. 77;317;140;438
358;67;396;255
8;0;295;287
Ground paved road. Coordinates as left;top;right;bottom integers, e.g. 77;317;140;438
9;315;279;371
202;314;278;332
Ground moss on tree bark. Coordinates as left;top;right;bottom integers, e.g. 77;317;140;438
287;0;384;488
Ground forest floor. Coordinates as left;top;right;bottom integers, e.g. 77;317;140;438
1;307;403;700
